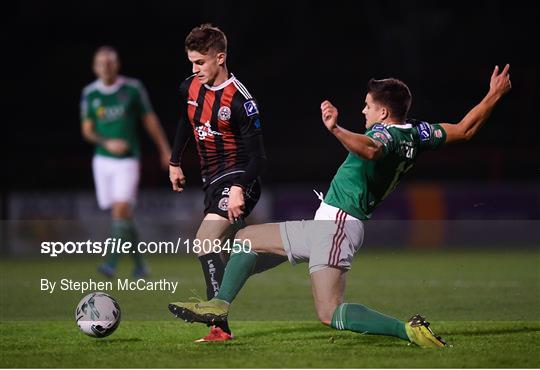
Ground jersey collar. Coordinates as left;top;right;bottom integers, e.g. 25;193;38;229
381;122;412;129
95;76;125;95
204;74;236;91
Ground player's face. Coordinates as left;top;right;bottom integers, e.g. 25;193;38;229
362;93;387;129
187;49;225;86
93;51;120;85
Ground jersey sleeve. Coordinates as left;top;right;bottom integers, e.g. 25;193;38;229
133;79;154;115
80;88;95;121
415;121;446;150
231;94;263;138
170;80;191;165
231;91;267;188
365;124;393;158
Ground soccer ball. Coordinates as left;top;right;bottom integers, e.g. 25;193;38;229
75;292;121;338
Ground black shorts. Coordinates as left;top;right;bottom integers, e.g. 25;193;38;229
203;177;261;219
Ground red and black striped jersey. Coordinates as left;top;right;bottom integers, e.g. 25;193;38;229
170;74;266;188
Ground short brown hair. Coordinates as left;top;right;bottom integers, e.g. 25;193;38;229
367;78;411;121
185;23;227;54
94;45;119;59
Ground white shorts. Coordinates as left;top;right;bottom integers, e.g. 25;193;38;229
92;155;140;210
279;201;364;274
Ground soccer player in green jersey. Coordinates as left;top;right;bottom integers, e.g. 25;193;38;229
81;46;171;278
169;64;512;348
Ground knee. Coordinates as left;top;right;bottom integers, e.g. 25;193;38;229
317;312;332;326
314;299;342;326
316;307;336;326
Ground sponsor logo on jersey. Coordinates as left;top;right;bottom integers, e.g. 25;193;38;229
187;100;199;107
417;122;432;142
218;197;229;211
195;121;223;141
218;106;232;120
96;105;125;122
243;100;259;116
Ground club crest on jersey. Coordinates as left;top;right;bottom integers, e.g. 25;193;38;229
370;125;392;141
372;132;389;145
218;197;229;211
218;106;232;120
244;100;259;116
417;122;432;142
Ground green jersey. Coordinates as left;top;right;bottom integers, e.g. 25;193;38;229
324;121;447;220
80;76;153;158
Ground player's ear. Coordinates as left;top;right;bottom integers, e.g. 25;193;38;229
380;107;389;121
216;52;226;66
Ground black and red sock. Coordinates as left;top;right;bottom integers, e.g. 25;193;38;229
198;253;231;335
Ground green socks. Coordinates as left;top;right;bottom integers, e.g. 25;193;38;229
106;219;141;269
331;303;409;341
215;249;258;303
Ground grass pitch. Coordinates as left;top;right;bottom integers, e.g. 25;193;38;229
1;250;539;368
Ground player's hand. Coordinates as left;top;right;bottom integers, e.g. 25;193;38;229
160;149;172;170
169;165;186;192
489;64;512;98
320;100;339;132
227;186;245;224
103;139;130;155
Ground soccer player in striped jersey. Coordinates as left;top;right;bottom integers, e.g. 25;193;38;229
169;24;272;342
81;46;171;278
169;64;512;348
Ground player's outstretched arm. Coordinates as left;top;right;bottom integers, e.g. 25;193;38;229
440;64;512;144
320;100;383;160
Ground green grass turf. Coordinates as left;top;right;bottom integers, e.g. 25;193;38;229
1;250;539;367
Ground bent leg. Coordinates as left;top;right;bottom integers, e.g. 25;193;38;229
330;302;409;341
310;263;408;341
310;267;347;325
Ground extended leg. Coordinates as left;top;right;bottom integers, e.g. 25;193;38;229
169;223;286;323
312;268;446;348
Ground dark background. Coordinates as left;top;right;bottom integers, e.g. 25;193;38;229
7;1;539;192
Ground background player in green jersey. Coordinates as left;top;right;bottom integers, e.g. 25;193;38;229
81;46;171;278
169;64;512;348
